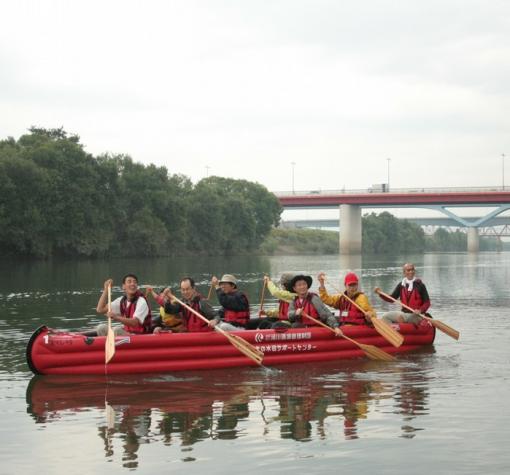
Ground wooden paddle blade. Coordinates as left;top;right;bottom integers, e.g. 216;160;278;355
428;318;460;340
340;332;396;362
359;343;396;362
171;295;264;365
229;334;264;363
105;317;115;364
371;317;404;347
225;333;264;364
105;402;115;430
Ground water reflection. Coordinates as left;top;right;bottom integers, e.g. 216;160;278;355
26;351;435;468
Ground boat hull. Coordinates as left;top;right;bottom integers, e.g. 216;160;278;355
27;323;435;375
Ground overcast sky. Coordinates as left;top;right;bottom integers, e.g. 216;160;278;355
2;0;510;194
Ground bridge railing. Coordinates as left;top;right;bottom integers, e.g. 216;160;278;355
273;186;506;196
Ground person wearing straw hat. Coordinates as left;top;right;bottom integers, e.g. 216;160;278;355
95;274;152;336
317;272;375;326
210;274;251;331
374;263;430;325
287;274;339;331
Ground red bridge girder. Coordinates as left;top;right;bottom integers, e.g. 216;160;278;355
277;191;510;207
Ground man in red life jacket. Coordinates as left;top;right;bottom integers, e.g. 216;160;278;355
210;274;251;331
95;274;152;336
317;272;376;325
159;277;219;333
287;275;341;334
374;263;431;325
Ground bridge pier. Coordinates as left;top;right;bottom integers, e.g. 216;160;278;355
467;227;479;252
339;204;362;254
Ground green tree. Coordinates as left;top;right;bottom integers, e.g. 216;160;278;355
362;212;426;254
187;177;281;254
0;128;281;258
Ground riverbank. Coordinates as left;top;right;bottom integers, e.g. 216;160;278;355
259;228;339;255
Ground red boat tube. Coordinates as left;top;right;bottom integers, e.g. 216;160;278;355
26;323;435;375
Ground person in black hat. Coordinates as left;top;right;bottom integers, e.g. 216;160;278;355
287;275;339;332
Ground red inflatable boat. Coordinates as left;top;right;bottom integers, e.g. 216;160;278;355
27;323;435;375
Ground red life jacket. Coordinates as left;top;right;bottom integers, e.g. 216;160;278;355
223;292;250;327
183;295;213;333
278;300;289;320
119;291;152;334
294;292;321;326
339;292;367;325
400;280;425;312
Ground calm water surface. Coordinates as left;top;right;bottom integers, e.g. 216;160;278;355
1;253;509;474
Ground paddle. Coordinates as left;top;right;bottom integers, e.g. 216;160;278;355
105;284;115;364
325;278;404;348
171;295;264;366
259;277;267;314
375;289;460;340
301;312;396;362
207;283;214;301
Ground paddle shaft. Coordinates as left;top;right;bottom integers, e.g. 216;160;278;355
105;284;115;365
172;295;211;327
324;278;404;348
171;296;264;364
376;289;459;340
301;312;396;361
301;311;337;334
259;278;267;313
377;289;428;317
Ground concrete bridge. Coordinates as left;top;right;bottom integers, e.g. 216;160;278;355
280;217;510;237
275;187;510;253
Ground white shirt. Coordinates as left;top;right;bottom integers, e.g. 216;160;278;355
110;296;148;324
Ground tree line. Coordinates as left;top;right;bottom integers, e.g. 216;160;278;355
363;211;504;253
260;212;505;255
0;128;282;258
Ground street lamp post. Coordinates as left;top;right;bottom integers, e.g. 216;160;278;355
502;154;506;190
205;165;210;178
291;162;296;194
386;157;391;192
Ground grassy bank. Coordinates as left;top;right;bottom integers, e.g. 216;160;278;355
259;228;339;255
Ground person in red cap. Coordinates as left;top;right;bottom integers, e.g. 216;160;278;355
317;271;375;326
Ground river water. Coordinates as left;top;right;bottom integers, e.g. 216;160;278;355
1;253;509;474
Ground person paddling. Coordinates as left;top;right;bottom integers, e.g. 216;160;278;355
258;273;295;329
287;275;340;334
210;274;251;331
146;286;186;333
162;277;219;332
317;272;375;326
375;263;431;325
95;274;152;336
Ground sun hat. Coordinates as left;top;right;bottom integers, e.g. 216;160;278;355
219;274;238;287
289;274;313;290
